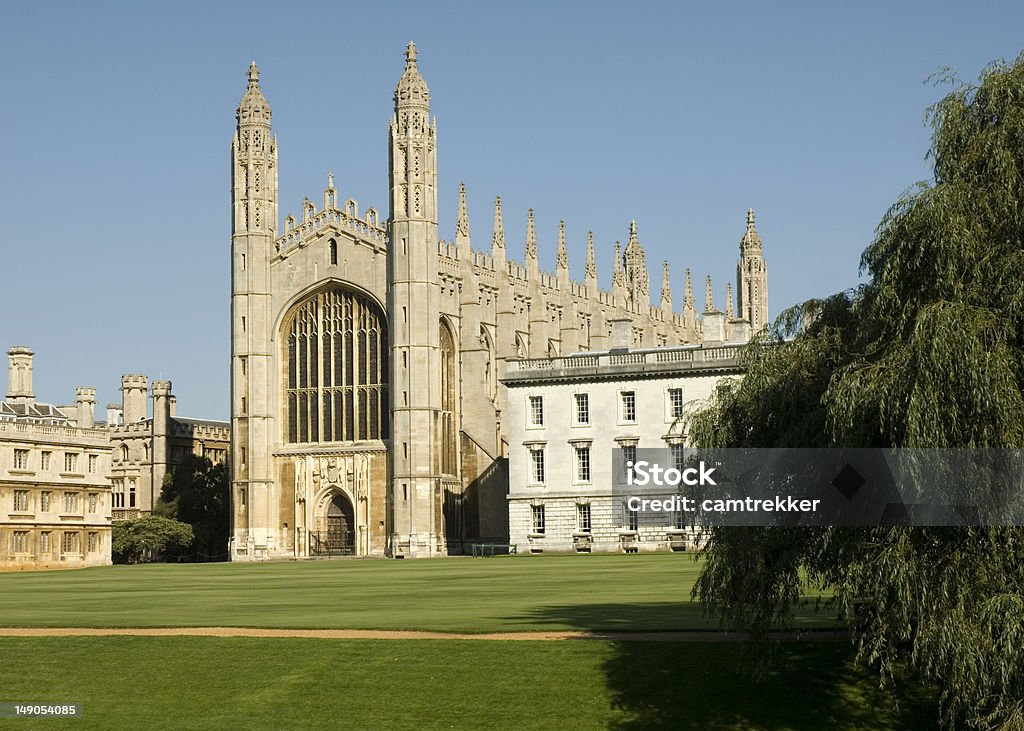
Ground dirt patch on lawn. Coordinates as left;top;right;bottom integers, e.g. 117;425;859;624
0;627;847;641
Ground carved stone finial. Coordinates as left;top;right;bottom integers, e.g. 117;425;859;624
525;208;537;260
585;232;597;280
660;260;672;307
684;268;695;311
406;41;417;65
456;182;470;239
725;283;735;319
327;171;334;189
492;196;505;250
705;275;714;312
248;61;259;86
741;207;762;250
556;220;568;271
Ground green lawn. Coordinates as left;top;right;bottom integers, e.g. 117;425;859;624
0;637;937;730
0;554;838;632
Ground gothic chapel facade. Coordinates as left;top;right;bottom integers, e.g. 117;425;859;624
229;43;768;560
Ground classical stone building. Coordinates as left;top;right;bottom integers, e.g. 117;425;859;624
503;324;744;553
229;43;768;560
1;347;112;571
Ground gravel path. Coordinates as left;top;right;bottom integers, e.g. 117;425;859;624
0;627;848;641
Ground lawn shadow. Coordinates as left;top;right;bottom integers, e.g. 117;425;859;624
518;602;939;730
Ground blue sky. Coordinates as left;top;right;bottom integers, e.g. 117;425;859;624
2;1;1022;420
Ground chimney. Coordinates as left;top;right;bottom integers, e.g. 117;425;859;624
6;346;35;406
75;387;96;428
169;395;177;417
609;318;632;351
121;374;149;423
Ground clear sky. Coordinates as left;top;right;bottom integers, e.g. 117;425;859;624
1;1;1022;420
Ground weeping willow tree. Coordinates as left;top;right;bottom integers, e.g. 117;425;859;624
688;55;1024;730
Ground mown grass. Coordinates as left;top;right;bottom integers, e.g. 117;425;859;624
0;554;839;632
0;637;937;730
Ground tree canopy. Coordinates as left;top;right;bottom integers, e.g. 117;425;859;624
155;454;230;560
112;516;194;564
688;55;1024;729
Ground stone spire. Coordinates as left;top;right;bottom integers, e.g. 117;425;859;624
456;182;471;257
741;208;762;251
556;220;569;272
684;268;695;311
394;41;430;111
623;220;649;306
237;61;271;124
525;208;538;260
725;283;735;319
584;232;597;281
660;260;672;309
456;183;470;238
491;196;505;250
704;275;715;312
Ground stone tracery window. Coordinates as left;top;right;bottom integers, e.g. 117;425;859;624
439;321;457;475
285;287;388;443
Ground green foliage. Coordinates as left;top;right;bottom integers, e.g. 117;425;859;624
111;516;194;564
157;454;230;559
688;54;1024;729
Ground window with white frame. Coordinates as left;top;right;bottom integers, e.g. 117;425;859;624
673;507;686;530
63;492;79;514
621;444;638;480
62;531;80;554
575;444;591;483
574;393;590;425
529;446;546;484
13;449;29;469
88;493;98;513
40;491;51;512
528;396;544;427
668;388;685;420
64;452;78;473
12;531;28;553
40;451;51;471
577;503;592;532
628;505;639;531
88;454;98;474
40;531;50;554
88;532;98;553
531;504;546;534
13;490;29;512
671;442;686;472
621;391;636;422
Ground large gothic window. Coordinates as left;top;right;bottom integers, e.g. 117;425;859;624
285;287;388;443
439;321;457;475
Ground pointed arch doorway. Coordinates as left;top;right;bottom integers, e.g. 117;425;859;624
312;491;356;556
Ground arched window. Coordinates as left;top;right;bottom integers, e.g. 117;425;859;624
328;239;338;266
439;321;457;475
284;287;388;443
120;444;129;462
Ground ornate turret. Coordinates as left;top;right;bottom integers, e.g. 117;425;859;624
684;268;695;312
584;232;597;287
456;182;471;257
725;283;735;319
736;207;769;332
525;209;538;263
491;196;506;261
394;41;430;111
623;220;649;308
660;260;672;312
705;275;715;313
237;62;271;125
556;220;569;287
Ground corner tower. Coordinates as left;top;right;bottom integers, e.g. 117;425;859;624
388;43;444;557
230;62;279;559
737;208;768;333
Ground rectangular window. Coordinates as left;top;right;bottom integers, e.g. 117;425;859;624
63;492;79;514
575;445;591;483
62;531;80;554
574;393;590;425
64;452;78;473
40;491;51;512
13;449;29;469
529;396;544;427
621;391;636;422
13;490;29;511
671;443;686;472
628;506;639;531
673;508;686;530
622;444;637;480
532;505;545;534
88;532;98;553
530;448;545;484
577;503;592;532
40;531;50;554
41;451;51;471
88;493;98;513
88;454;98;474
668;388;685;419
12;531;28;553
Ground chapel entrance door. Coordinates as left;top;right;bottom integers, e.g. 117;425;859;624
326;493;355;554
